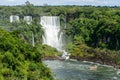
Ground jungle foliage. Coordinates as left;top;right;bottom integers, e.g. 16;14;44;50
0;28;54;80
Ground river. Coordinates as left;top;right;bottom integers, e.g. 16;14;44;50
43;60;120;80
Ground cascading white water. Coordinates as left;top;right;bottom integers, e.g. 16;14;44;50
40;16;63;51
24;16;32;24
32;32;35;47
10;15;19;23
40;16;70;59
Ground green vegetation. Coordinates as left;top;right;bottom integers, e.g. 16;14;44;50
0;28;54;80
10;19;44;45
38;44;60;57
66;43;120;65
0;1;120;68
0;5;120;50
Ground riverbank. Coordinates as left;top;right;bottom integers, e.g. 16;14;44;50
65;43;120;69
42;44;120;69
71;56;120;69
42;55;120;69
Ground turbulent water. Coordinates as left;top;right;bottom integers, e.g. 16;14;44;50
40;16;63;51
43;60;120;80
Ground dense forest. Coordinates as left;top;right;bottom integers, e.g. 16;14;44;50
0;28;56;80
0;2;120;79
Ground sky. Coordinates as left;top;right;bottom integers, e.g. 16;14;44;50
0;0;120;6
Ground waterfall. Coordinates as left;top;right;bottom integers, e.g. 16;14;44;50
40;16;70;59
24;16;32;24
32;32;35;47
10;15;19;23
